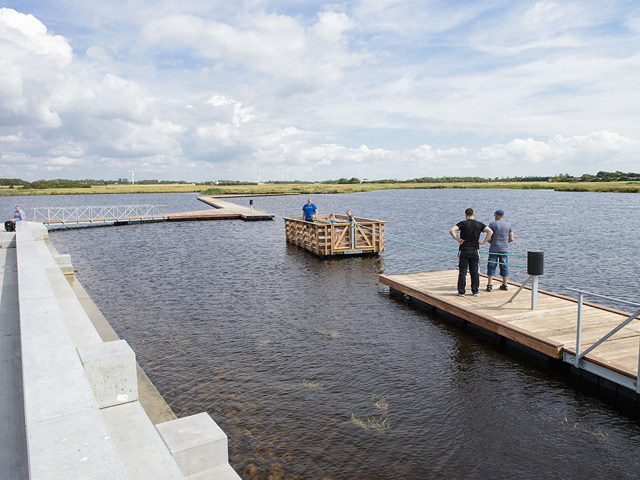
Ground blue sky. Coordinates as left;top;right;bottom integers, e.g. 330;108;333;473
1;1;639;181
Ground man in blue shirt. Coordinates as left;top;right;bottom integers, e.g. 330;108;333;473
486;209;514;292
450;208;492;296
302;198;317;222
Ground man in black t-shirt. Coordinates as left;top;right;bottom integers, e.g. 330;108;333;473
449;208;493;296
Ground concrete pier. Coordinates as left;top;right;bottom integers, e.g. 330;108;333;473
0;223;242;479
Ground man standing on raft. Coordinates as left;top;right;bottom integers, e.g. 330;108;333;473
302;198;317;222
486;209;514;292
449;208;492;296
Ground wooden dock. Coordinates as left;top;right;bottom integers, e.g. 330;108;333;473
379;269;640;392
284;214;386;257
33;196;274;226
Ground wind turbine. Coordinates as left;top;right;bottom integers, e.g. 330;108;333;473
257;170;262;183
128;168;136;185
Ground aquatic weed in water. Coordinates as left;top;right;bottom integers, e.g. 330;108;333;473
561;417;611;440
317;329;340;340
371;394;389;412
301;379;324;393
350;413;391;433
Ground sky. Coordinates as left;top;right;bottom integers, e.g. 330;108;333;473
1;1;639;182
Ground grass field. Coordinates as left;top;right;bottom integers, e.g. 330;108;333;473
1;181;638;197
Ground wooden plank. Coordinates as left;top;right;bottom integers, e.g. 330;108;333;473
379;270;638;376
379;274;564;358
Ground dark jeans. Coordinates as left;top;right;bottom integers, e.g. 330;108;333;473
458;249;479;294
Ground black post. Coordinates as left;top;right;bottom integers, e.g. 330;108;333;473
527;251;544;276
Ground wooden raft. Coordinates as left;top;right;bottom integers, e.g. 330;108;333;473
379;270;639;381
284;215;386;257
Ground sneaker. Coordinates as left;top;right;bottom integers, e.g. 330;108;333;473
486;285;492;292
499;284;508;291
472;291;479;296
457;292;465;296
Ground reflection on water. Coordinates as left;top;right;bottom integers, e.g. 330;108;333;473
14;189;640;479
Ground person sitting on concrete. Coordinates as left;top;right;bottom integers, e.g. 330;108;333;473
5;205;25;232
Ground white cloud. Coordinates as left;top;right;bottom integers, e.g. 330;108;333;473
0;8;72;127
1;2;639;182
139;10;360;90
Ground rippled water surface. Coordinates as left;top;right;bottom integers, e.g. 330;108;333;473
4;190;640;479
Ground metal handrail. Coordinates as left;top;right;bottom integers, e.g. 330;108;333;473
566;287;640;385
564;287;640;308
32;205;168;224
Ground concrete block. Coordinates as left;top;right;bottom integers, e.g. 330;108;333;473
1;232;16;248
187;464;242;480
54;253;74;274
26;408;128;480
19;306;100;425
77;340;138;408
155;413;229;477
100;401;186;480
27;222;49;241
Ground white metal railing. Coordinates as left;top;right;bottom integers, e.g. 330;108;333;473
566;287;640;389
32;205;168;224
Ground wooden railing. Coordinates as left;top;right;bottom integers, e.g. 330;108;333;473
283;215;386;256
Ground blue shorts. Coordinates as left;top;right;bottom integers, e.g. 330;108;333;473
487;254;508;277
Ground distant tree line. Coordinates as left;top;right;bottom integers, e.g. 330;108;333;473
1;171;638;188
0;178;197;188
215;180;258;185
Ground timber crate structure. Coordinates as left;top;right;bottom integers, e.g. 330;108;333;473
283;214;386;257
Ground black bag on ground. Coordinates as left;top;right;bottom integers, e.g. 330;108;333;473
5;220;15;232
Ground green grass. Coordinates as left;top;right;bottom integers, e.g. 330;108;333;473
0;183;204;196
201;180;640;195
3;180;638;197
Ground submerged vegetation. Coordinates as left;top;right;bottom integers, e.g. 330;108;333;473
371;394;389;412
561;417;611;440
350;414;391;433
317;329;341;340
350;394;391;433
301;379;324;393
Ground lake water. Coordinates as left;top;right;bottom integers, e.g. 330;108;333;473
4;189;640;479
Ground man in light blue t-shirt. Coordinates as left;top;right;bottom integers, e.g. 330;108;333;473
486;209;514;292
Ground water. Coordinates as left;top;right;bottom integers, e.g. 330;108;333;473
4;190;640;479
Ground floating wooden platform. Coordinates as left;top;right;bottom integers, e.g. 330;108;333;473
284;215;386;257
193;196;274;220
379;269;640;391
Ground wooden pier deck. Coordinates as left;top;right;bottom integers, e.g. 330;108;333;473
379;270;640;386
33;196;274;226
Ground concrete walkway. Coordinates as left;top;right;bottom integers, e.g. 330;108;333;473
0;243;29;479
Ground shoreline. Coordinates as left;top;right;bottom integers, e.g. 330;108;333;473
1;180;639;197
